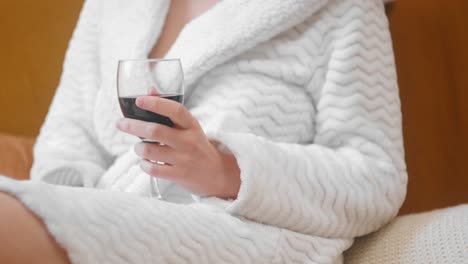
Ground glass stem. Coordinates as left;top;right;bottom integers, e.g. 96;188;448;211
150;175;162;199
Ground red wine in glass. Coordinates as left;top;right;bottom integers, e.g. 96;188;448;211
118;94;184;127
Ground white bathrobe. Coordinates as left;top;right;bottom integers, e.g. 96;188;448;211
0;0;407;263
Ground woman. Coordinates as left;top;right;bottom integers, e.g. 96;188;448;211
0;0;407;263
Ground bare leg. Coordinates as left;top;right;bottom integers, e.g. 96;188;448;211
0;192;70;264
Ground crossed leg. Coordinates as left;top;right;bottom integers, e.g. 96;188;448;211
0;192;70;264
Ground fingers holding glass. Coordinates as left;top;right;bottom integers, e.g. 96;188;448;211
134;142;177;165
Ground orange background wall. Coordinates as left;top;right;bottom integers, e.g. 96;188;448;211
0;0;467;214
387;1;468;214
0;0;82;136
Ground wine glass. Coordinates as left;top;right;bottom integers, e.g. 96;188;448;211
117;58;185;199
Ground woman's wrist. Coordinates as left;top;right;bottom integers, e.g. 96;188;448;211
216;149;241;199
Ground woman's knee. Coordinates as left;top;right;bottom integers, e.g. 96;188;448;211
0;192;70;264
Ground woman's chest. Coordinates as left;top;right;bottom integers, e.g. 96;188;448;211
149;0;219;58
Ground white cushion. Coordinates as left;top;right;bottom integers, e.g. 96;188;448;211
345;204;468;263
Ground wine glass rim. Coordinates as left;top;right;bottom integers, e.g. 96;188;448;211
118;58;181;63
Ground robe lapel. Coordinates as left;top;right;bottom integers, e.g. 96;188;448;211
164;0;329;93
99;0;170;65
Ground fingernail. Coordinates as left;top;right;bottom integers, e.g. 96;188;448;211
136;97;144;107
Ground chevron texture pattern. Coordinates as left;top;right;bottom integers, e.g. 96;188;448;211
0;0;407;263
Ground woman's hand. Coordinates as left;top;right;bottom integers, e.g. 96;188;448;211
116;96;240;199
